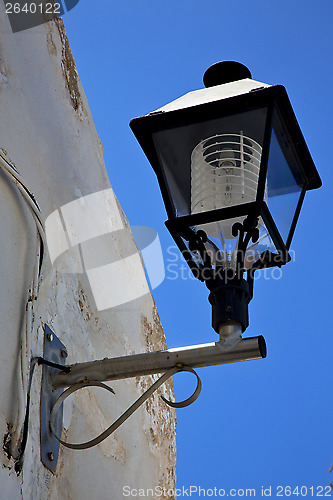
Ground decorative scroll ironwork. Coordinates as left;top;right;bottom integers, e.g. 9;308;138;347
184;215;260;282
232;215;260;274
49;366;202;451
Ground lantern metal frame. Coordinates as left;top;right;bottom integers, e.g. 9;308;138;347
130;84;321;277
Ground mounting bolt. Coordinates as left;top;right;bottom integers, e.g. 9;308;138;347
61;349;68;359
46;333;53;343
48;452;55;462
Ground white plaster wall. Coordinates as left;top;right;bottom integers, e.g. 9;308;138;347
0;8;176;499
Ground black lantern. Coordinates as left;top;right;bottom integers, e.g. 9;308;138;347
130;62;321;335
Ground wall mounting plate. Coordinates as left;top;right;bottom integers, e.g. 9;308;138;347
40;325;66;474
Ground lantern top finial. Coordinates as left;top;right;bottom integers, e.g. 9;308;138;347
203;61;252;88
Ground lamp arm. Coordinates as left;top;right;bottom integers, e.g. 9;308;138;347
51;335;266;390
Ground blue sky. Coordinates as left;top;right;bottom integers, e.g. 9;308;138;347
64;0;332;495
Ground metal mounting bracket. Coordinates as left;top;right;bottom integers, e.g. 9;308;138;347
39;330;265;471
40;325;67;474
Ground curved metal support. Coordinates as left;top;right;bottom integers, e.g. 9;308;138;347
160;367;202;408
50;366;202;451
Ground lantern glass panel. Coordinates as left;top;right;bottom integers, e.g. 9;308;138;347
152;106;268;218
265;108;306;247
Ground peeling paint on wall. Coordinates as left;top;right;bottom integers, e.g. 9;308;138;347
55;18;83;113
141;309;177;495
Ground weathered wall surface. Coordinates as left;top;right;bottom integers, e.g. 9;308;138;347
0;8;176;499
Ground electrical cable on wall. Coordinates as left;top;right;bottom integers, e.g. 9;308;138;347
0;150;46;461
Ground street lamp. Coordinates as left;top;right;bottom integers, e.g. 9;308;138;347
130;61;321;336
35;62;321;473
